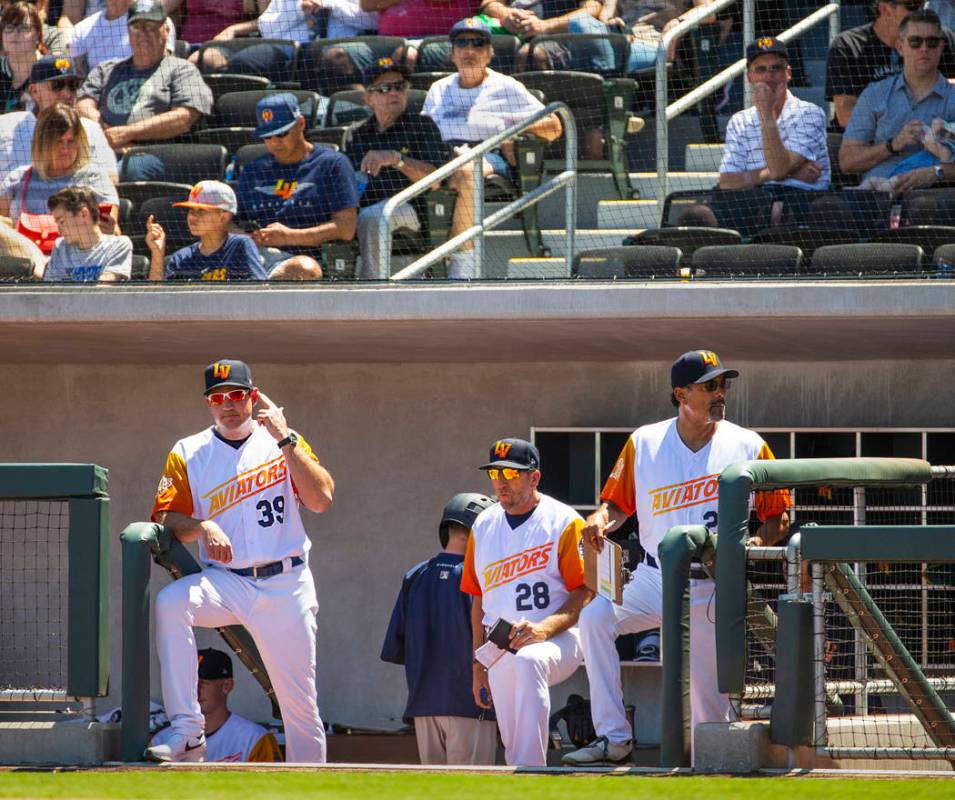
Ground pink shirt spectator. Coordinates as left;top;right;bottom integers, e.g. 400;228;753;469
377;0;477;36
182;0;246;43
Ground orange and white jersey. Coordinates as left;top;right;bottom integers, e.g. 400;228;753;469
151;713;283;762
461;494;585;626
602;418;791;561
151;425;320;568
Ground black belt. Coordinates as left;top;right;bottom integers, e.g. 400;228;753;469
643;553;711;581
228;556;303;579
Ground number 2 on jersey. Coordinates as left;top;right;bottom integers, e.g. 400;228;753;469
256;495;285;527
515;582;549;611
703;510;718;532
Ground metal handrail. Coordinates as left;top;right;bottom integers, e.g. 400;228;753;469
655;1;841;202
380;102;577;281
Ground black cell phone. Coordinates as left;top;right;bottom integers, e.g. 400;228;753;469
487;618;517;653
236;218;259;233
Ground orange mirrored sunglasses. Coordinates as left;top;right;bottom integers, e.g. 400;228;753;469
207;389;250;405
486;467;525;480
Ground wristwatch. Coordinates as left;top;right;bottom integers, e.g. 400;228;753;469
934;164;946;183
394;150;405;169
277;431;299;450
885;139;899;155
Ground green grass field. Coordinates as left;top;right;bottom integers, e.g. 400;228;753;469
0;772;952;800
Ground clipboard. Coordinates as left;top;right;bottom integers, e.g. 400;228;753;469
584;538;624;605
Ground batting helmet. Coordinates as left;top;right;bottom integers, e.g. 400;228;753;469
439;493;495;548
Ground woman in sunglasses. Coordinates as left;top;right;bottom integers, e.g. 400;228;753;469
422;16;561;278
0;2;47;113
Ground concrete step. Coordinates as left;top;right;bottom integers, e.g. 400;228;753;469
630;172;718;200
482;229;632;278
506;258;570;279
684;144;723;173
597;200;659;231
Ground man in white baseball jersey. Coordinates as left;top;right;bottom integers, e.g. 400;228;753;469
563;350;791;765
150;648;283;762
145;359;335;763
462;438;592;767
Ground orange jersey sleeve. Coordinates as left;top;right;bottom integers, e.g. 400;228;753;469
557;518;586;591
151;450;193;521
754;441;792;521
249;732;283;762
600;436;636;516
460;531;482;596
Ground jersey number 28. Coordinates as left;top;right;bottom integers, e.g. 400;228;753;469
515;582;549;611
256;495;285;527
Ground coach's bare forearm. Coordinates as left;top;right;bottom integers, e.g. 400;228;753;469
285;444;334;513
536;586;593;639
754;511;790;547
154;510;205;543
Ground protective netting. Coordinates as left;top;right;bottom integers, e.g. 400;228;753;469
743;476;955;758
7;1;954;281
0;500;69;693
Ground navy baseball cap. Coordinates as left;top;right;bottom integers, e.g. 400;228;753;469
746;36;788;64
671;350;739;389
204;359;253;394
449;17;493;42
362;56;409;86
30;55;78;86
254;93;302;139
480;438;541;471
197;648;233;680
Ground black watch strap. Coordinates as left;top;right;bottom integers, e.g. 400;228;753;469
277;431;298;449
885;139;898;155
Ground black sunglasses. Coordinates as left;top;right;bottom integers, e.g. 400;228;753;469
367;79;407;94
452;36;490;49
49;78;77;92
906;35;943;49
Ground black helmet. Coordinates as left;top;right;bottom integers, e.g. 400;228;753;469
439;492;495;547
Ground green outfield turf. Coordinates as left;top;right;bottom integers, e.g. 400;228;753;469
0;772;951;800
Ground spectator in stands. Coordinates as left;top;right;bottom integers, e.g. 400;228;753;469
145;180;268;281
0;2;47;112
363;0;475;38
70;0;177;74
76;0;211;156
928;0;955;30
41;186;132;281
0;0;66;53
166;0;254;45
0;104;119;258
423;17;561;278
204;0;378;84
0;55;118;185
233;93;359;280
840;9;955;192
675;202;718;227
718;37;829;192
347;57;450;278
827;0;955;131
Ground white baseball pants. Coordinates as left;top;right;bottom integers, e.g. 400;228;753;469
154;562;326;763
577;563;730;746
487;628;583;766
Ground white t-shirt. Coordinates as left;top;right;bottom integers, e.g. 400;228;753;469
44;234;132;282
423;68;546;144
257;0;377;43
70;10;177;71
0;112;118;184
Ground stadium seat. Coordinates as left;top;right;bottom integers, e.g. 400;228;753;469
305;127;350;151
0;255;33;280
214;90;322;129
660;188;774;238
196;39;301;86
779;189;893;234
235;143;268;176
810;243;924;275
192;127;259;156
202;73;271;104
130;254;150;281
120;144;229;183
407;72;449;90
573;245;682;278
751;226;858;256
871;226;955;254
933;242;955;267
513;70;640;200
901;187;955;226
127;195;193;260
304;36;406;95
827;132;857;189
691;244;803;277
623;227;742;262
416;34;519;74
118;182;194;213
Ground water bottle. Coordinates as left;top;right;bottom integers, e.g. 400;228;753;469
355;170;370;198
936;257;954;279
889;203;902;229
224;156;236;183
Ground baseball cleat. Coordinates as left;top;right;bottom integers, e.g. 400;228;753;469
562;736;632;765
145;732;207;763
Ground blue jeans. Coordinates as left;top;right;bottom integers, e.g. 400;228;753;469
567;13;658;75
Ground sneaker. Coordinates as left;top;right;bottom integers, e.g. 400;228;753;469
562;735;632;765
447;250;477;280
144;732;207;763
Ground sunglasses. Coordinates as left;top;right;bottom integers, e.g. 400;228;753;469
367;79;407;94
49;78;77;92
749;63;786;75
906;35;943;49
207;389;250;405
695;378;732;393
453;37;490;49
486;467;526;481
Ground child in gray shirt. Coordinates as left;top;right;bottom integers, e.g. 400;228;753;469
44;187;132;282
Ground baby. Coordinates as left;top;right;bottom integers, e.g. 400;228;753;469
856;118;955;193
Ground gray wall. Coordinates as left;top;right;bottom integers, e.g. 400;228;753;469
1;358;952;728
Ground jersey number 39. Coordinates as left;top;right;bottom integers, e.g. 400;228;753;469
515;582;549;611
256;495;285;527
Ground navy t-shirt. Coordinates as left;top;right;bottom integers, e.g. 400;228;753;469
381;552;494;721
234;145;359;255
165;234;268;281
